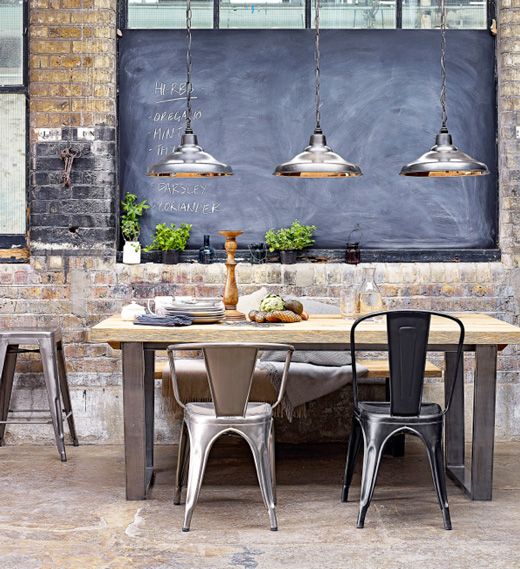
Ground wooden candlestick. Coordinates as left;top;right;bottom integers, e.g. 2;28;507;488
219;230;246;321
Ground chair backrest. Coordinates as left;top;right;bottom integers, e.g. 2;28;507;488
167;342;294;417
350;310;465;417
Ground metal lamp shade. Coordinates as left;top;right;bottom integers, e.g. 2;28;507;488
274;132;362;178
148;133;233;178
400;131;489;178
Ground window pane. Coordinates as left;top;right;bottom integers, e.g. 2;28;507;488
402;0;487;29
220;0;305;29
128;0;213;29
0;94;25;235
0;0;23;85
312;0;396;29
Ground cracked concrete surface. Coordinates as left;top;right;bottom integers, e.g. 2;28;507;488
1;440;519;568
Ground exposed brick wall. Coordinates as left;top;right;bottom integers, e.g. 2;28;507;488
29;0;117;253
1;1;520;444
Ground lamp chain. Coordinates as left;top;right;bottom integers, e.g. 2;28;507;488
440;0;448;131
185;0;193;134
314;0;321;132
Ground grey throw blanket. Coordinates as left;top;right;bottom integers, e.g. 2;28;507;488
260;345;364;419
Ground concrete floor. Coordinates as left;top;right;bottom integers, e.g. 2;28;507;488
1;440;519;569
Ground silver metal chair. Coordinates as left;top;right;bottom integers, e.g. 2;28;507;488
0;327;79;461
167;342;294;532
341;310;464;530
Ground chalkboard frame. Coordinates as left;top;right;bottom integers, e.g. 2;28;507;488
115;28;500;263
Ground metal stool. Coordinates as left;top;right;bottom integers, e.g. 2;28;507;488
0;328;79;461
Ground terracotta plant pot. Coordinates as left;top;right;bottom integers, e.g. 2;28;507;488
122;241;141;265
163;250;180;265
280;250;298;264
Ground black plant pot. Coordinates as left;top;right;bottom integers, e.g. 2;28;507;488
163;250;180;264
280;249;298;264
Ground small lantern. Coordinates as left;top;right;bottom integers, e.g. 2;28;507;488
346;225;362;265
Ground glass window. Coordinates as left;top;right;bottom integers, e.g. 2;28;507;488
0;0;25;242
220;0;305;29
0;94;25;235
312;0;396;29
127;0;489;29
0;0;23;86
402;0;487;29
128;0;214;29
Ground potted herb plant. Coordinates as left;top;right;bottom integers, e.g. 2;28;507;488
145;223;192;264
265;220;317;264
120;192;150;265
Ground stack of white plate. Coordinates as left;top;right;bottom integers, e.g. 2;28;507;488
164;298;225;324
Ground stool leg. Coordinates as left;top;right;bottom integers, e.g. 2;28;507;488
40;338;67;462
57;342;79;446
0;344;18;445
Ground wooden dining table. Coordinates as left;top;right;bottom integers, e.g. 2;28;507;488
89;312;520;502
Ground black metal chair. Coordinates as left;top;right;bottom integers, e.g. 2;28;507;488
341;310;464;530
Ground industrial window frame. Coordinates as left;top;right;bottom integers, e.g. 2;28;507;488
0;0;29;262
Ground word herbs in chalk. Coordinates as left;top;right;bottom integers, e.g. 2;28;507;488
153;80;189;98
151;201;221;215
157;182;208;196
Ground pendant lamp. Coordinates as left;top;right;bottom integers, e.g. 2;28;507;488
274;0;362;178
148;0;232;178
400;0;489;177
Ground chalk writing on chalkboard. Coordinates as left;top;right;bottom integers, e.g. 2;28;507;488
150;201;221;215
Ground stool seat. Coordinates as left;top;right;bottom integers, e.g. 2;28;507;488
0;328;62;342
0;326;77;461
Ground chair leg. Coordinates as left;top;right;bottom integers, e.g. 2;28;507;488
182;423;216;532
0;344;17;445
174;420;189;505
423;427;452;530
341;416;363;503
268;420;277;506
57;342;79;446
246;425;278;531
39;338;67;462
357;424;386;529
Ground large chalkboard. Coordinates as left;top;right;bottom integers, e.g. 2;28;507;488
119;29;497;251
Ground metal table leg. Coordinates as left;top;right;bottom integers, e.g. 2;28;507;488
446;345;497;500
122;342;155;500
144;349;156;485
444;351;465;485
471;344;497;500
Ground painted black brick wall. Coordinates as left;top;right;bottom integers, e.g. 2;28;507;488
30;127;117;254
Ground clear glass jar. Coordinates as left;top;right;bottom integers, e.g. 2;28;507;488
339;286;357;318
357;266;385;316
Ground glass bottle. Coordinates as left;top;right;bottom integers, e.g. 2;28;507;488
198;234;215;264
356;266;385;316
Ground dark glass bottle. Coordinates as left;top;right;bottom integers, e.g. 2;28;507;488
198;234;215;264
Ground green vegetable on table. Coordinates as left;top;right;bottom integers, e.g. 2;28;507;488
259;293;286;312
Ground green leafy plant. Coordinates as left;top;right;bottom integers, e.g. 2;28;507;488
120;193;150;242
265;220;317;252
145;223;192;252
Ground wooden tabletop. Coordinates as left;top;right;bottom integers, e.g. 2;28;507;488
89;313;520;348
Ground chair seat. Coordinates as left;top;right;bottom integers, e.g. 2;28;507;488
357;401;443;422
185;401;272;423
